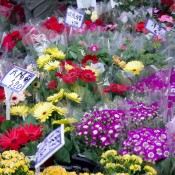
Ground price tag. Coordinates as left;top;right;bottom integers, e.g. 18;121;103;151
0;66;36;93
35;125;65;169
91;62;105;73
145;18;166;37
65;8;84;28
77;0;96;9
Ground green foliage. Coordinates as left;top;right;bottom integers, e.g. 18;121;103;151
0;120;16;133
20;141;38;156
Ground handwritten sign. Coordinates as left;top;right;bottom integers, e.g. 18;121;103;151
0;66;36;93
35;125;65;169
145;18;166;37
65;8;84;28
77;0;96;9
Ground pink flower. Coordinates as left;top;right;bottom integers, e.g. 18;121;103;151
88;45;100;52
158;15;174;24
10;92;26;105
121;46;127;50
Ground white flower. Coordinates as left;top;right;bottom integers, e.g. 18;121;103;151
91;11;98;22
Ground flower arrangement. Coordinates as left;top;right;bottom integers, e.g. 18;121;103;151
0;150;34;175
100;149;157;175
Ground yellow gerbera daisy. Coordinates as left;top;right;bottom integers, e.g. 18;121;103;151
44;47;65;60
10;105;29;117
64;92;81;103
65;64;73;71
53;106;68;116
47;89;64;103
37;54;52;68
33;102;54;122
85;66;100;77
43;60;60;71
123;61;144;75
52;118;77;125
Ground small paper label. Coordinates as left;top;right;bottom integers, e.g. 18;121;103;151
65;8;84;28
35;125;65;169
145;18;166;37
0;66;36;93
91;62;105;73
77;0;96;9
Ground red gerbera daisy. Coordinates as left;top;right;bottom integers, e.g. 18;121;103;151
79;69;96;83
0;116;5;125
82;54;98;66
61;60;78;72
55;72;63;78
0;87;5;101
104;84;128;94
0;128;28;151
136;21;149;34
62;68;80;84
18;124;43;141
47;80;58;90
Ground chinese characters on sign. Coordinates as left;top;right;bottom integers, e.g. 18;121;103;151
0;66;36;93
65;8;84;28
145;18;166;37
35;125;65;169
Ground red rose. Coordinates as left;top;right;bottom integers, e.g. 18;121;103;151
95;19;104;26
85;20;92;29
136;21;149;34
2;35;16;51
104;84;128;94
79;69;96;83
11;31;22;40
82;54;99;66
0;87;5;101
47;80;58;90
62;68;80;84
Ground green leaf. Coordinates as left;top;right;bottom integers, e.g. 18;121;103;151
0;120;16;132
65;137;73;152
82;149;98;163
54;146;71;164
23;115;38;125
20;141;38;156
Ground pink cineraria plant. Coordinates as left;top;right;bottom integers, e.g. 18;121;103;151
158;15;174;24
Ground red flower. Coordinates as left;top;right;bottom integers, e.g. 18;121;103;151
79;69;96;83
55;72;63;78
47;80;58;90
161;0;173;5
18;124;43;141
82;54;98;66
62;68;80;84
2;31;22;51
136;21;149;34
0;0;13;8
0;128;28;151
95;19;104;26
104;84;128;94
0;116;5;125
85;20;92;29
0;87;5;101
61;60;78;72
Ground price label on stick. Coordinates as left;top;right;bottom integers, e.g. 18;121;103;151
0;66;36;93
145;18;166;37
77;0;96;9
65;8;84;28
35;125;65;169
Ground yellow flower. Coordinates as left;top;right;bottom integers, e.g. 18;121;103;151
33;102;54;122
10;105;29;117
123;61;144;75
37;54;52;68
91;11;98;22
44;60;60;71
44;47;65;60
53;106;68;116
130;164;141;172
52;118;77;125
65;64;74;71
130;155;143;164
47;89;64;103
116;173;130;175
64;92;81;103
144;166;157;175
105;163;116;169
122;154;131;161
64;127;71;133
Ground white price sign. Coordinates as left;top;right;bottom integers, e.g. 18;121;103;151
77;0;96;9
35;125;65;169
0;66;36;93
65;8;84;28
145;18;166;37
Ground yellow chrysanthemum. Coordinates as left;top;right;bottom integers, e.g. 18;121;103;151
123;61;144;75
64;92;81;103
52;118;77;125
33;102;54;122
44;60;60;71
47;89;64;103
85;66;100;77
37;54;52;68
10;105;29;117
44;47;65;60
53;106;68;116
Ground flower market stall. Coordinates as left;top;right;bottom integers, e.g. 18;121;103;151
1;0;175;174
